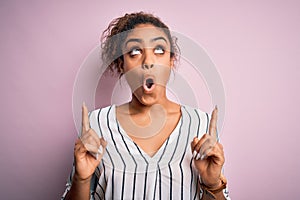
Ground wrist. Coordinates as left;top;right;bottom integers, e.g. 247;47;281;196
200;174;227;199
203;178;222;189
73;173;92;185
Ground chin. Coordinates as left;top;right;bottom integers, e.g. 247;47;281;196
143;99;158;107
139;95;158;106
133;91;157;106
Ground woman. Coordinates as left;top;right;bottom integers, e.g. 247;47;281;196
62;12;230;200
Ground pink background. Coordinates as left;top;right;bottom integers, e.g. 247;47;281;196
1;0;299;199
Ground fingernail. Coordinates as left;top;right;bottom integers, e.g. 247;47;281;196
215;105;218;110
83;101;86;106
193;150;197;158
196;153;201;160
200;154;205;160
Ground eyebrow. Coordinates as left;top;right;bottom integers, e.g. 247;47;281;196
124;38;142;47
124;36;168;47
151;36;168;43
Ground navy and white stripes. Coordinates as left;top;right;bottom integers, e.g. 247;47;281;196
61;104;230;200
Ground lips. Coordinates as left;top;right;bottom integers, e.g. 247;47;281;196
143;75;156;93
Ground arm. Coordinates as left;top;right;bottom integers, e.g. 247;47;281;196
62;103;107;200
201;190;226;200
200;174;228;200
61;151;101;200
64;173;91;200
191;106;230;200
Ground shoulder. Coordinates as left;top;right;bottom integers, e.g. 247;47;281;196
88;104;114;114
88;104;115;119
181;104;210;120
180;104;212;137
87;105;116;138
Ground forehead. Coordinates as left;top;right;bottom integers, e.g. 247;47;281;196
125;24;169;44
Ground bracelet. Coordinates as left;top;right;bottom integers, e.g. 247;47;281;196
200;174;227;199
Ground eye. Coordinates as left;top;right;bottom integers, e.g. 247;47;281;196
154;46;165;54
129;48;142;56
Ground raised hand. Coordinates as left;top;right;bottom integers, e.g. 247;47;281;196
73;102;107;181
191;106;225;188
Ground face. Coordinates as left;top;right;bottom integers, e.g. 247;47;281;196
122;24;174;106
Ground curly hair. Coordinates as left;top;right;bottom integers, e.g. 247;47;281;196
101;12;180;78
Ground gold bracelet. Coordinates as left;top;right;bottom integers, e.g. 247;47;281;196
200;175;227;199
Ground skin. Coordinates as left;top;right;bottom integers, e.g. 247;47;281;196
65;24;226;200
116;24;181;156
65;102;107;200
191;106;226;199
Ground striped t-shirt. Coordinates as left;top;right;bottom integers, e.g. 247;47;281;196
61;104;230;200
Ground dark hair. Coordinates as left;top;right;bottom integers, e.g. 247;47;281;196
101;11;180;78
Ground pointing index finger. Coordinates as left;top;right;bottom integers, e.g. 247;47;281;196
208;105;218;139
82;102;90;133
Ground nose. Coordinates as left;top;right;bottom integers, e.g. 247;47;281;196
142;49;154;70
142;63;154;69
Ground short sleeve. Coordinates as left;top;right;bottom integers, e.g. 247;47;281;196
60;162;74;200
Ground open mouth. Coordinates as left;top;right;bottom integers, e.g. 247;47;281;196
146;78;154;89
143;76;156;92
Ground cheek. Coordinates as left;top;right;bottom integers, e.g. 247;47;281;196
124;67;144;92
123;60;132;72
156;59;172;68
158;53;173;66
123;56;142;72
